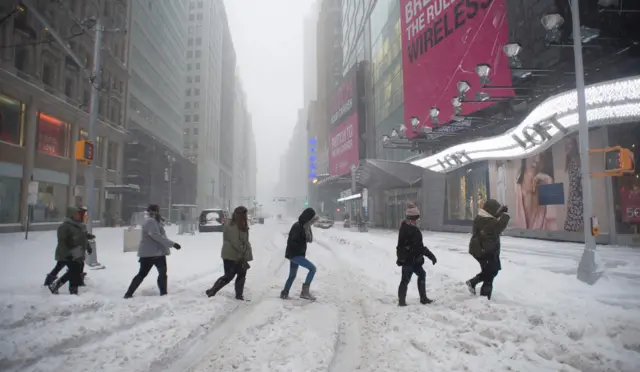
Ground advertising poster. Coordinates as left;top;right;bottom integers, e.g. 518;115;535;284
488;134;611;233
399;0;513;137
329;112;359;176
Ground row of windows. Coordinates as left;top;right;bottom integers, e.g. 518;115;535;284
184;128;200;135
186;75;201;83
184;114;200;122
189;13;203;21
187;63;201;71
189;1;204;9
186;50;202;58
188;25;203;35
188;38;203;46
185;101;200;109
185;88;201;96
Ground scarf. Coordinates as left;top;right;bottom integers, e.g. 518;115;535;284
303;221;313;243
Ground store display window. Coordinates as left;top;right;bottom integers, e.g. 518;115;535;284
444;162;489;224
37;113;69;157
0;93;24;146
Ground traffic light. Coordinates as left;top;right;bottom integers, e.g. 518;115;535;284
604;147;634;173
75;140;94;164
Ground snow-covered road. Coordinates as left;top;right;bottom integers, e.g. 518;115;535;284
1;220;639;372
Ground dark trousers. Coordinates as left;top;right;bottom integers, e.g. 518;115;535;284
48;261;66;277
57;260;84;289
398;263;428;301
469;256;500;299
125;256;168;297
208;259;247;298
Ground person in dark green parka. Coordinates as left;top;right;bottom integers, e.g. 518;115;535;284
48;206;93;295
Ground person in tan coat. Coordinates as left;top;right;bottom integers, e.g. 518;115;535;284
206;206;253;300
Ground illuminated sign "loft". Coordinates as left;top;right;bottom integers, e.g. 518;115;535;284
511;118;568;150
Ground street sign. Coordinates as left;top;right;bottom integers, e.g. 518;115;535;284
27;181;38;205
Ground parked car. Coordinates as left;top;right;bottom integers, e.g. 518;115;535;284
314;217;334;229
198;208;230;233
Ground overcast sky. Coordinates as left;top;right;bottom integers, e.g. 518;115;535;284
225;0;315;206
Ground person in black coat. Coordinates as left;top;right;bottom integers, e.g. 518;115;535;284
280;207;319;300
396;203;437;306
466;198;510;300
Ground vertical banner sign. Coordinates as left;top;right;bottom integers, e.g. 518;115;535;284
399;0;513;137
309;138;317;179
329;67;360;176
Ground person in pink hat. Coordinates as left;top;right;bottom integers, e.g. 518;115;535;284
396;202;437;306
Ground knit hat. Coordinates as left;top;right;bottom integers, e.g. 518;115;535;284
406;202;420;220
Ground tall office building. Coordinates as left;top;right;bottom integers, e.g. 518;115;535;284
122;0;196;221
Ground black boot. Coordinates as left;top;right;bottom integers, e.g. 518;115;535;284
480;282;493;300
234;276;246;300
79;273;87;287
466;275;481;295
124;275;144;299
417;279;433;304
398;283;408;307
44;274;57;287
205;277;228;298
158;275;168;296
69;286;79;295
48;279;64;295
280;290;289;299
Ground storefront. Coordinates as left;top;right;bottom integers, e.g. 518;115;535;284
0;93;24;146
0;94;24;224
411;76;640;246
37;112;70;158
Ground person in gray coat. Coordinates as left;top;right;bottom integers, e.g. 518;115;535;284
124;204;181;298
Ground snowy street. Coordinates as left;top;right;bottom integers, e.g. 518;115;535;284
1;221;640;372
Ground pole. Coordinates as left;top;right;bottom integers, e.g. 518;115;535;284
168;159;173;222
572;0;600;285
83;17;103;269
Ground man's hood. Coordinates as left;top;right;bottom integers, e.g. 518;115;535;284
482;199;502;217
298;207;316;225
66;206;80;219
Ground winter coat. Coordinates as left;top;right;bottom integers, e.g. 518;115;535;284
285;208;316;259
221;221;253;262
396;221;437;266
138;216;175;258
55;206;91;261
468;199;510;262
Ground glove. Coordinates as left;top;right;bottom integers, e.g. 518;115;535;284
87;233;96;240
87;246;93;255
173;243;181;250
430;256;437;265
396;259;404;267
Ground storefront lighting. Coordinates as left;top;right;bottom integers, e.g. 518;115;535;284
541;14;564;43
457;81;471;101
39;113;63;125
503;43;522;58
476;92;491;101
452;97;462;115
411;76;640;172
578;26;600;44
410;116;420;129
398;125;407;136
430;107;440;124
382;135;390;143
390;128;399;138
475;64;491;85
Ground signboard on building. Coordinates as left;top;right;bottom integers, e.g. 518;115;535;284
399;0;513;137
329;66;362;177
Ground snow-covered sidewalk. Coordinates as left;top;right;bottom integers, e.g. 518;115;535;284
0;221;639;372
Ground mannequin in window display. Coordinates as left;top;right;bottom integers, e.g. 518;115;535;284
513;154;558;230
564;136;584;232
495;160;507;206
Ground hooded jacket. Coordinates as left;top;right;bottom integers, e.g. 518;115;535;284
468;199;510;259
285;208;316;259
55;206;90;261
221;220;253;262
396;221;437;266
138;214;175;258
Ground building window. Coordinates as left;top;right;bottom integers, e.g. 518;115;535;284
194;101;199;108
15;49;29;72
188;26;193;34
185;115;191;122
444;162;489;224
193;127;198;135
194;88;200;96
193;114;199;122
37;113;69;157
194;75;200;82
186;88;191;96
185;102;190;109
187;76;192;83
184;128;190;135
188;38;194;46
32;182;68;223
196;25;202;33
189;14;194;21
187;50;193;58
64;77;75;98
0;93;24;146
195;50;201;58
187;64;192;71
197;13;203;20
198;1;203;8
0;175;21;223
195;63;200;70
196;37;202;46
107;141;118;170
42;61;56;87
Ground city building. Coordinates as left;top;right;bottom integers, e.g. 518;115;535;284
122;0;196;222
219;10;236;211
184;0;225;209
0;1;129;232
275;109;309;216
231;75;256;209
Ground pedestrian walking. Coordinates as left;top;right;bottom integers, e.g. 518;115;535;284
280;207;319;300
396;202;437;306
48;206;93;295
206;206;253;300
124;204;181;298
466;198;510;300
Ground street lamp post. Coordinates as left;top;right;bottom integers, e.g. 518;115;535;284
166;155;175;222
571;0;601;285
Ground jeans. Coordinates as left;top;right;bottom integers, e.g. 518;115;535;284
400;263;426;287
217;259;248;284
283;256;316;292
57;260;84;289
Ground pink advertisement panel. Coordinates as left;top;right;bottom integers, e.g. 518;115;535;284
400;0;513;137
329;112;359;177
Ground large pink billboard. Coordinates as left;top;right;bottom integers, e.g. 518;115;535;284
329;112;359;176
400;0;513;137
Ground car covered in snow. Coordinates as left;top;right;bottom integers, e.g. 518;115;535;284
198;208;230;233
314;217;334;229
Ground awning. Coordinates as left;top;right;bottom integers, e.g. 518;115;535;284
104;184;140;193
355;159;424;190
